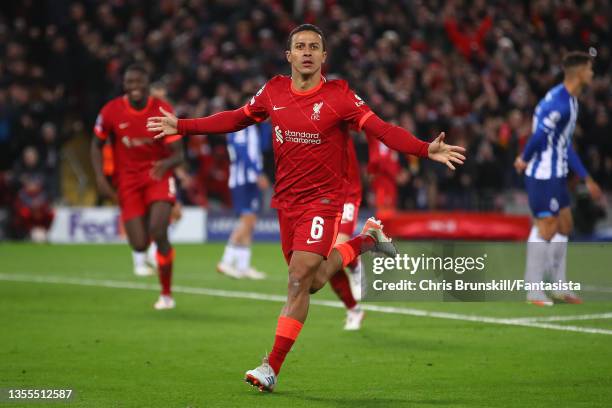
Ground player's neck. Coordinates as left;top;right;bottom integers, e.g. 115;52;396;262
127;95;150;110
563;78;583;96
291;72;321;93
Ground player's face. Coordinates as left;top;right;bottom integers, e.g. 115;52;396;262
286;31;327;76
579;61;594;86
123;70;149;104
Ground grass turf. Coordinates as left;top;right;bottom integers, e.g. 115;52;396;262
0;243;611;407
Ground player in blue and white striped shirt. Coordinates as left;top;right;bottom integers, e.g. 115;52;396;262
515;51;602;306
217;125;270;279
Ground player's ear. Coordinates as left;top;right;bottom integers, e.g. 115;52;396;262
322;50;327;64
285;50;291;63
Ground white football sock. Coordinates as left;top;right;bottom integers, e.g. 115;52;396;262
550;233;568;284
147;242;158;266
221;244;237;266
132;251;146;269
524;225;550;288
235;246;252;272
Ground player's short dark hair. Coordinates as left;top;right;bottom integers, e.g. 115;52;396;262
124;63;149;78
287;24;326;51
562;51;592;71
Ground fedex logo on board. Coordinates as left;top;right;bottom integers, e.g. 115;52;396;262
69;211;123;241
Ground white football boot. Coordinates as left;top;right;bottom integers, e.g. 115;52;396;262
550;290;582;304
216;262;244;279
134;265;155;277
245;356;277;392
344;307;365;331
133;251;155;276
154;295;176;310
361;217;397;257
243;267;267;280
526;290;553;307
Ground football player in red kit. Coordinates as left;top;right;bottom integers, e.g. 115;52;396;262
328;137;367;330
91;64;183;310
148;25;465;391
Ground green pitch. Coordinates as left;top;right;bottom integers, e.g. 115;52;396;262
1;243;611;407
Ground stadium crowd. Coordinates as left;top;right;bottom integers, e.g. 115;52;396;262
0;0;610;237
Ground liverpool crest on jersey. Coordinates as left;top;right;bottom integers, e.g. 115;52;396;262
311;102;323;121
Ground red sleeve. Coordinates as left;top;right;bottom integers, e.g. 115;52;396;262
337;82;373;130
177;108;256;135
243;81;270;123
176;81;271;135
361;114;430;158
94;103;113;140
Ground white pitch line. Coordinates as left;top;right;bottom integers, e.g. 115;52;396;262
1;273;612;336
510;312;612;323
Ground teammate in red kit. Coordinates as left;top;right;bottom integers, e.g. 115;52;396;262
148;25;465;391
368;136;402;212
91;64;184;310
328;137;367;330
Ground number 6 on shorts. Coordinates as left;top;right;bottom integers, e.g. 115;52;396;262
310;216;324;240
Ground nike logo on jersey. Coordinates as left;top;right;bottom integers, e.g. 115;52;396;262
273;106;286;111
119;122;130;129
306;238;322;244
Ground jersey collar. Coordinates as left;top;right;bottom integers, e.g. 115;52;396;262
122;95;153;115
290;76;326;96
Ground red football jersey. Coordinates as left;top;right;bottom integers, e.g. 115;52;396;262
243;75;372;209
368;136;401;180
94;96;180;177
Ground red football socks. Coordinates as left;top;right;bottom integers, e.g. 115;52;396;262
156;248;175;296
329;270;357;310
335;235;375;267
347;257;359;271
268;316;303;375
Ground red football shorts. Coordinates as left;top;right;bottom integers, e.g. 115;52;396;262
117;173;177;222
338;199;361;236
277;205;342;265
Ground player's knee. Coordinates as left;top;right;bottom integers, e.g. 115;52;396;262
539;227;556;241
536;218;558;241
559;223;572;236
288;264;315;293
149;224;167;243
131;241;148;252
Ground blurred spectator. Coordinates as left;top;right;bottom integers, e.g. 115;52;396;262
0;0;609;215
12;174;54;242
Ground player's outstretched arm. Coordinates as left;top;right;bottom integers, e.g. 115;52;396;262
362;114;465;170
147;107;255;138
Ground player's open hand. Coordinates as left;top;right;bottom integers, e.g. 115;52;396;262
147;107;178;139
427;132;466;170
514;155;527;174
